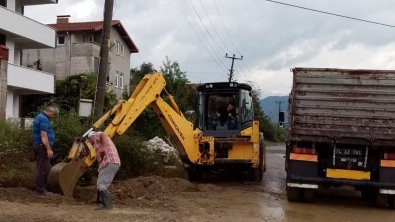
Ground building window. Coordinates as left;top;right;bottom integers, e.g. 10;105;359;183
119;72;124;88
0;34;6;45
115;41;120;55
120;44;124;57
0;0;6;7
115;71;124;88
83;33;94;42
115;71;119;87
57;36;65;45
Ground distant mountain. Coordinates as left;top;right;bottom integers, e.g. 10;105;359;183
260;96;289;123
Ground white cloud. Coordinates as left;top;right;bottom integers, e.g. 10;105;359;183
69;0;99;20
24;0;395;99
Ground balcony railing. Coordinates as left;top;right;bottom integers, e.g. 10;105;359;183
22;0;58;6
7;63;54;93
0;6;55;48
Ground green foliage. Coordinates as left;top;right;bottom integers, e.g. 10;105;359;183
0;120;34;187
129;59;198;139
249;82;286;142
160;57;197;111
21;73;116;117
130;62;156;86
55;73;116;112
51;109;91;162
0;119;32;152
112;130;163;179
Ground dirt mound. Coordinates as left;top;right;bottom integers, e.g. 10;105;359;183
74;176;213;208
0;176;225;210
0;187;76;205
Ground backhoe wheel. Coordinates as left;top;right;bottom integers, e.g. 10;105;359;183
187;167;202;182
254;167;263;183
253;135;265;183
287;186;302;202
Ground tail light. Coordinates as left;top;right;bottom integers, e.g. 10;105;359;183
292;146;316;155
384;152;395;160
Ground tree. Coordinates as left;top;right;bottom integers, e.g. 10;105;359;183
248;82;284;142
129;59;198;140
160;57;197;112
130;62;156;86
21;73;116;117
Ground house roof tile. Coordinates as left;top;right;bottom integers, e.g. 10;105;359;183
48;20;138;53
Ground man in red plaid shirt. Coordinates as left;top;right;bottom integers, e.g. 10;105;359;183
88;131;120;210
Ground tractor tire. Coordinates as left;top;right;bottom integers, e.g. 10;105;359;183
187;166;202;182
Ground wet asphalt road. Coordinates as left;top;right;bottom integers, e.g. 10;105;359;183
262;144;395;222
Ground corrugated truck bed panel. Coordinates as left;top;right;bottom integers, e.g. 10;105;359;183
290;68;395;144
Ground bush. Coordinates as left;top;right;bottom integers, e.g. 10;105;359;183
51;109;91;162
0;119;34;187
113;131;163;179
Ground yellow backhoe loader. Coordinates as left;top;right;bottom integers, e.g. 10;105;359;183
48;72;266;197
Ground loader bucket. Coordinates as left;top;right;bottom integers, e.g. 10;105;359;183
47;139;96;197
47;158;87;197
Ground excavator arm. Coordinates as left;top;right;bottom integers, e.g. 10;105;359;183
48;72;214;196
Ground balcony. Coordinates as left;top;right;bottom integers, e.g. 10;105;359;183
0;6;55;48
21;0;58;6
71;42;101;57
7;63;54;94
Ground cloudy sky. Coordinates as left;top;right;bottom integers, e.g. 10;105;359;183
25;0;395;98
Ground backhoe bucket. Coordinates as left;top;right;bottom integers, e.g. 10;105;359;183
47;139;96;197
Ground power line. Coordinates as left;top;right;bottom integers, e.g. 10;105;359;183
212;0;243;55
265;0;395;28
198;0;231;52
183;1;228;68
175;0;228;71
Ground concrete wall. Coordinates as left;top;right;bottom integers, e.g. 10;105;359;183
0;58;7;119
108;27;131;98
22;26;133;98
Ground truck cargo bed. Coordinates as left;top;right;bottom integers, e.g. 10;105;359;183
290;68;395;145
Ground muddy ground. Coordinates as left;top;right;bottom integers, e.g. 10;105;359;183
1;145;395;222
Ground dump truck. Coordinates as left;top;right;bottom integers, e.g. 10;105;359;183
48;72;266;197
286;67;395;208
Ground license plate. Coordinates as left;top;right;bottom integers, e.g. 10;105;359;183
335;148;364;157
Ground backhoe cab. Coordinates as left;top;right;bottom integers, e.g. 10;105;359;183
48;72;265;197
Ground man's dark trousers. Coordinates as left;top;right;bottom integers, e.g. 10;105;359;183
33;143;51;193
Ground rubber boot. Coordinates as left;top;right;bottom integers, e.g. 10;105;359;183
98;190;112;210
95;191;112;210
96;191;102;204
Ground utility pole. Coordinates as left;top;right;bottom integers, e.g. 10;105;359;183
95;0;114;116
275;100;284;130
225;53;243;82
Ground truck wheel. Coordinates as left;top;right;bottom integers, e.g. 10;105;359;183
287;186;302;202
388;195;395;209
361;188;375;201
373;193;388;208
303;189;316;202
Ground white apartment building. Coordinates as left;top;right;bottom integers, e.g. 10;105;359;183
0;0;57;119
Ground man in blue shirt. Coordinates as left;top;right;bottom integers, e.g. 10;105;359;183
32;105;59;195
